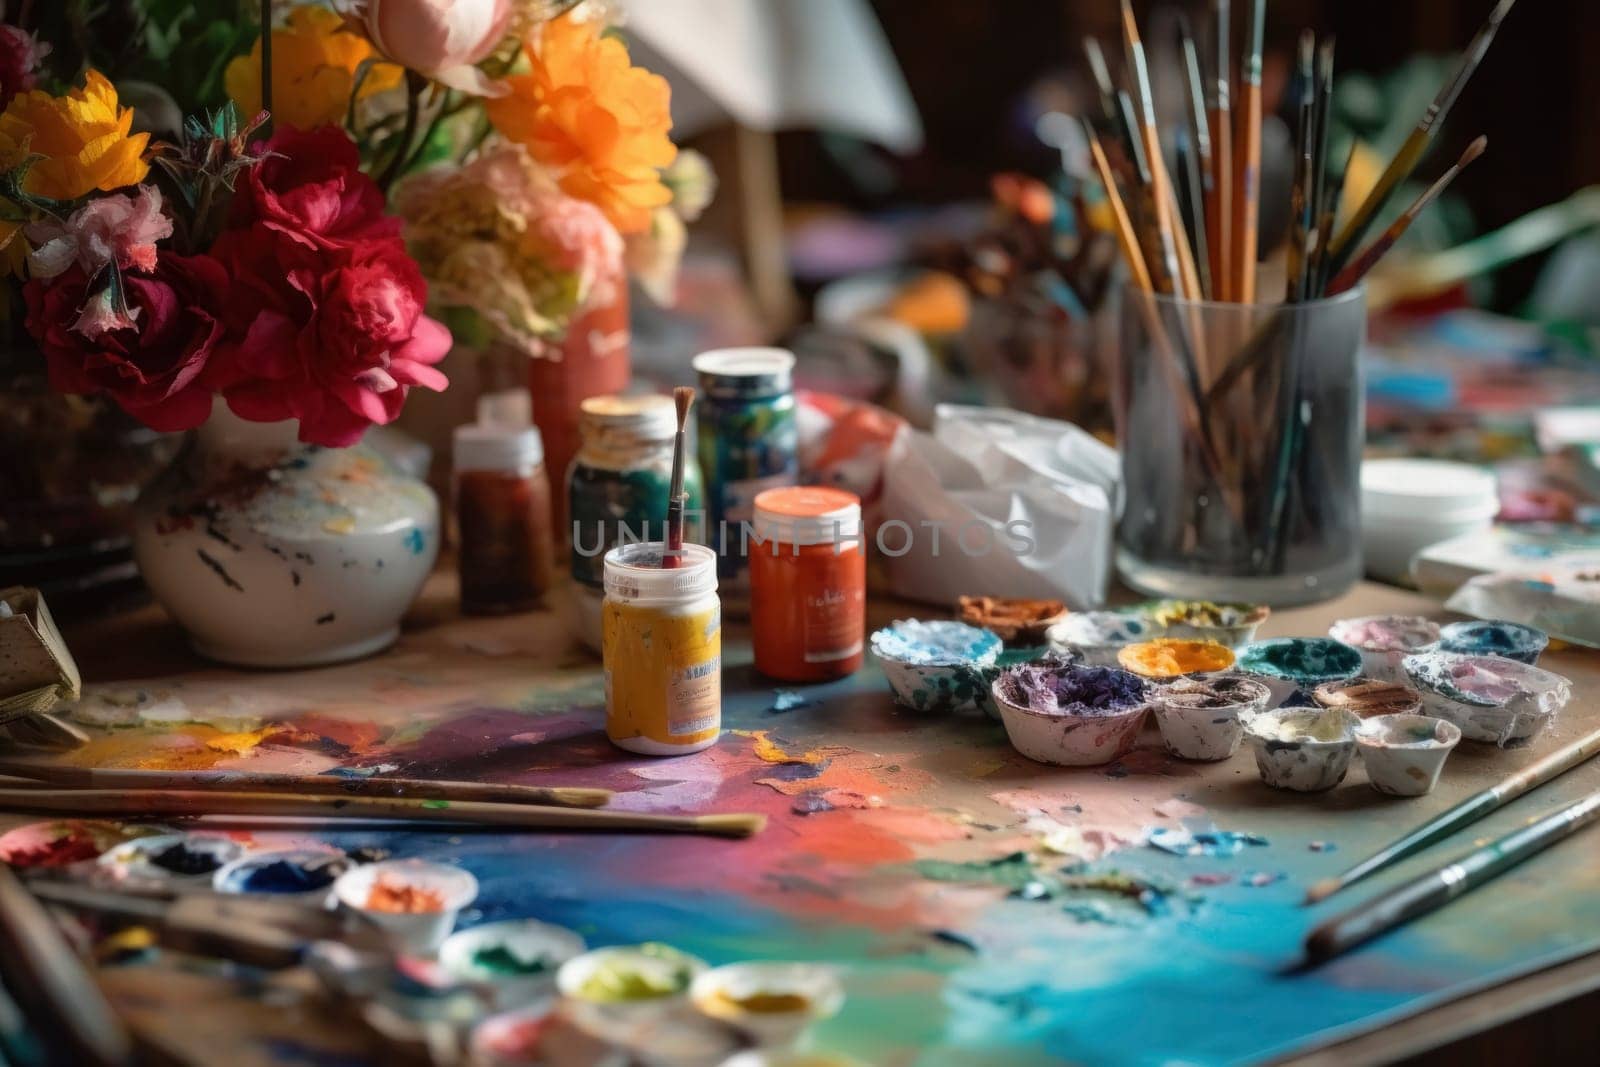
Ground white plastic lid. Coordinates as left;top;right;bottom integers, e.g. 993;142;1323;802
603;542;718;603
752;486;862;546
692;347;795;396
1361;459;1499;522
578;394;678;440
454;423;544;472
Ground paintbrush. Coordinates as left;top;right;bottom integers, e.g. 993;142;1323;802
1305;722;1600;905
1084;118;1154;295
661;386;695;569
1206;0;1233;301
1082;36;1120;130
1312;140;1357;296
1178;13;1214;299
1121;0;1201;303
1286;31;1317;303
27;879;392;969
0;865;135;1066
0;787;766;838
1306;36;1336;290
1304;789;1600;965
1233;0;1265;303
1326;136;1487;295
0;759;614;810
1324;0;1517;277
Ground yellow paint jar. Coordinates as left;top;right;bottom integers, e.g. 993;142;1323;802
602;542;722;756
1117;638;1235;680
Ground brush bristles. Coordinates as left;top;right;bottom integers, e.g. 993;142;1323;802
1461;135;1489;167
1304;878;1341;904
694;812;767;838
674;386;695;427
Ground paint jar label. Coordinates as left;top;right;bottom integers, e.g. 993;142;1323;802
803;587;866;663
669;658;721;736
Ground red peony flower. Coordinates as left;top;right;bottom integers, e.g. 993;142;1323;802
229;126;400;252
22;254;229;432
210;225;449;448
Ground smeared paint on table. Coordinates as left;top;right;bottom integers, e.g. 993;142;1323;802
25;578;1600;1066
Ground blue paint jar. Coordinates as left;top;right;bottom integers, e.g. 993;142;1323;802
692;348;799;587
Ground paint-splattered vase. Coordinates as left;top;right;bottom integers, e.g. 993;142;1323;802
132;404;439;668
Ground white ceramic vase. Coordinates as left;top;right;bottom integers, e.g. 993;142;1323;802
132;403;439;667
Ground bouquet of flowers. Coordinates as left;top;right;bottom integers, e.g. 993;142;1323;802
1;0;710;445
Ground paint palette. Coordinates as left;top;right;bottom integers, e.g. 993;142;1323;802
870;619;1002;713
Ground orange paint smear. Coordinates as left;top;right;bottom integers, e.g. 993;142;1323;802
61;725;268;771
366;876;446;914
1117;638;1234;678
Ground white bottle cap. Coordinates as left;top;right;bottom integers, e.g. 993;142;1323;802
453;423;545;472
603;543;718;604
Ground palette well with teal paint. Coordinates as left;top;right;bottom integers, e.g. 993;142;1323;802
7;587;1600;1067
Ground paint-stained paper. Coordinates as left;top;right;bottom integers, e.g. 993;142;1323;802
878;405;1117;608
1445;561;1600;649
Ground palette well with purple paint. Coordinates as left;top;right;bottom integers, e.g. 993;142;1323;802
5;581;1600;1067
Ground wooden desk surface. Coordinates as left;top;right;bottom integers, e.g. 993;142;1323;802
21;577;1600;1066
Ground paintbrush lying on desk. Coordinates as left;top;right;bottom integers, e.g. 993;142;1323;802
0;787;765;839
0;865;134;1066
0;759;613;809
1304;789;1600;965
1306;724;1600;904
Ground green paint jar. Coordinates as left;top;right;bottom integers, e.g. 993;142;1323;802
692;348;799;587
568;395;703;592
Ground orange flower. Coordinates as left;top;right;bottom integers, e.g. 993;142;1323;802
486;15;675;235
224;5;403;132
0;70;149;200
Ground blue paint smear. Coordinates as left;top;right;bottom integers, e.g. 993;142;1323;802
403;528;427;555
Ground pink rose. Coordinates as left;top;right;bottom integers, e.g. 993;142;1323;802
230;126;400;252
27;185;173;281
360;0;511;97
23;254;229;432
211;226;449;447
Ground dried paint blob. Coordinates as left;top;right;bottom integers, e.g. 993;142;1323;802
956;596;1067;644
1155;675;1270;710
0;821;162;868
440;920;585;1008
558;944;707;1004
1116;638;1235;679
994;664;1146;715
214;849;351;895
991;664;1152;767
1144;600;1269;647
1046;611;1163;665
1311;679;1423;718
1244;707;1361;793
1150;675;1271;761
1402;651;1571;746
98;833;242;883
870;619;1002;713
1236;638;1362;701
1437;620;1548;665
691;962;844;1047
1328;615;1440;654
366;876;447;914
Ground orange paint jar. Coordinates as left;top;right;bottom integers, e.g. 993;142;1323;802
750;487;866;682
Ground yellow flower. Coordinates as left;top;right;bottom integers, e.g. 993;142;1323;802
225;6;403;131
0;70;150;200
0;219;28;277
486;14;676;235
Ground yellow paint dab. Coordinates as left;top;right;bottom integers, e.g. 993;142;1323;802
205;726;279;755
322;515;356;535
733;729;827;765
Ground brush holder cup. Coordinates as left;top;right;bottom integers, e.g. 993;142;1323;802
1114;287;1365;607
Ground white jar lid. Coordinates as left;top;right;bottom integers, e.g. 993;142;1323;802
578;394;678;441
604;542;718;603
692;347;795;396
454;423;544;472
752;486;862;546
1361;459;1499;522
